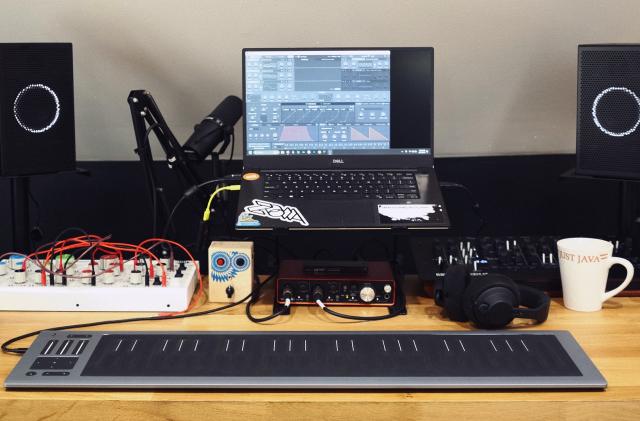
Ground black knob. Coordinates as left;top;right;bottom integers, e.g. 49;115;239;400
312;285;324;301
225;285;235;298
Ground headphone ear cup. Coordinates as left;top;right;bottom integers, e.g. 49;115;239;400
462;274;520;328
437;265;469;322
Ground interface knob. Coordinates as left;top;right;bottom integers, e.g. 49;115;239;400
359;286;375;303
312;285;324;301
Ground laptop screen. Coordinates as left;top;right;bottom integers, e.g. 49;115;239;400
243;48;433;159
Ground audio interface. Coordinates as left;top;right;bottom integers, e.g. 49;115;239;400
0;257;198;312
276;260;395;306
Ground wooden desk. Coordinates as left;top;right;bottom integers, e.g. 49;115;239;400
1;281;640;421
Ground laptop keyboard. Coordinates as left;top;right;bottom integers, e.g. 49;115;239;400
262;171;419;200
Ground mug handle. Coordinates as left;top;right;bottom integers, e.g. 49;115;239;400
602;257;635;302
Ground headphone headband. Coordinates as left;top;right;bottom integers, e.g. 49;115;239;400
513;284;550;323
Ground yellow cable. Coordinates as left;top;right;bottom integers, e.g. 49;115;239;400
202;184;241;221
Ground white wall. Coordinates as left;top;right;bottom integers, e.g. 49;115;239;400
1;0;638;160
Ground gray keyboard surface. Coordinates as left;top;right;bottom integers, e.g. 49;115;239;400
5;330;606;389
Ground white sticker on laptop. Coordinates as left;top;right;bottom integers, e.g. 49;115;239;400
378;204;439;223
236;212;261;227
244;199;309;226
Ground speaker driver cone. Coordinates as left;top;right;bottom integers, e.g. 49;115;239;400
13;83;60;134
591;86;640;137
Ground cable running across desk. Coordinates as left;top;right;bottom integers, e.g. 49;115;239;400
1;269;279;355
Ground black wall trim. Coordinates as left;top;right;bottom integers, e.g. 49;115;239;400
0;154;626;271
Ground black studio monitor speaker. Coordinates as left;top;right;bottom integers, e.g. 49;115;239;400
577;44;640;179
0;43;75;176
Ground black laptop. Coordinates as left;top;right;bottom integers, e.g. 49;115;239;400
235;47;449;230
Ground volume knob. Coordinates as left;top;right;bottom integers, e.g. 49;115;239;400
359;286;375;303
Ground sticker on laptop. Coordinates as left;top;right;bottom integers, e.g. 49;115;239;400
243;199;309;226
378;204;442;223
242;172;260;181
236;211;261;227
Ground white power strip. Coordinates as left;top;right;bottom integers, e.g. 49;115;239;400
0;258;198;312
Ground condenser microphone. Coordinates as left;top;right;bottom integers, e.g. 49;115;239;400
182;95;242;161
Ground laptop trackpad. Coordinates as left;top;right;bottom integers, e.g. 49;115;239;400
339;203;376;226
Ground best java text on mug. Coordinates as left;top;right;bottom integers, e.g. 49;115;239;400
557;237;634;312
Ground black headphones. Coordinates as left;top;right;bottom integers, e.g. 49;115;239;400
434;265;550;329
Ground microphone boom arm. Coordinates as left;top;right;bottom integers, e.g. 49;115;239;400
128;90;213;240
127;90;208;205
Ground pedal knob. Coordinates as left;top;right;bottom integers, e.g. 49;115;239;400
13;269;26;284
129;270;142;285
225;285;235;298
102;270;115;285
81;269;93;285
0;261;7;276
359;286;375;303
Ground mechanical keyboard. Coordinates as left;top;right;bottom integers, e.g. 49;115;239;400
263;171;419;200
411;235;640;296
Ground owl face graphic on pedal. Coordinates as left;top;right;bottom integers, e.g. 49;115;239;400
210;251;250;283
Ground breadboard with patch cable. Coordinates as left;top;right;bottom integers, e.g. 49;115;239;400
0;256;198;312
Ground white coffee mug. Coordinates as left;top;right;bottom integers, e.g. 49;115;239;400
557;237;634;312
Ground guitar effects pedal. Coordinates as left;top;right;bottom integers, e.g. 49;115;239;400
208;241;253;303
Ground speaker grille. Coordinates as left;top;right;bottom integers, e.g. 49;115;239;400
577;45;640;179
0;43;75;176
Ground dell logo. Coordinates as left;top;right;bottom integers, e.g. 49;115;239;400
332;159;344;164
